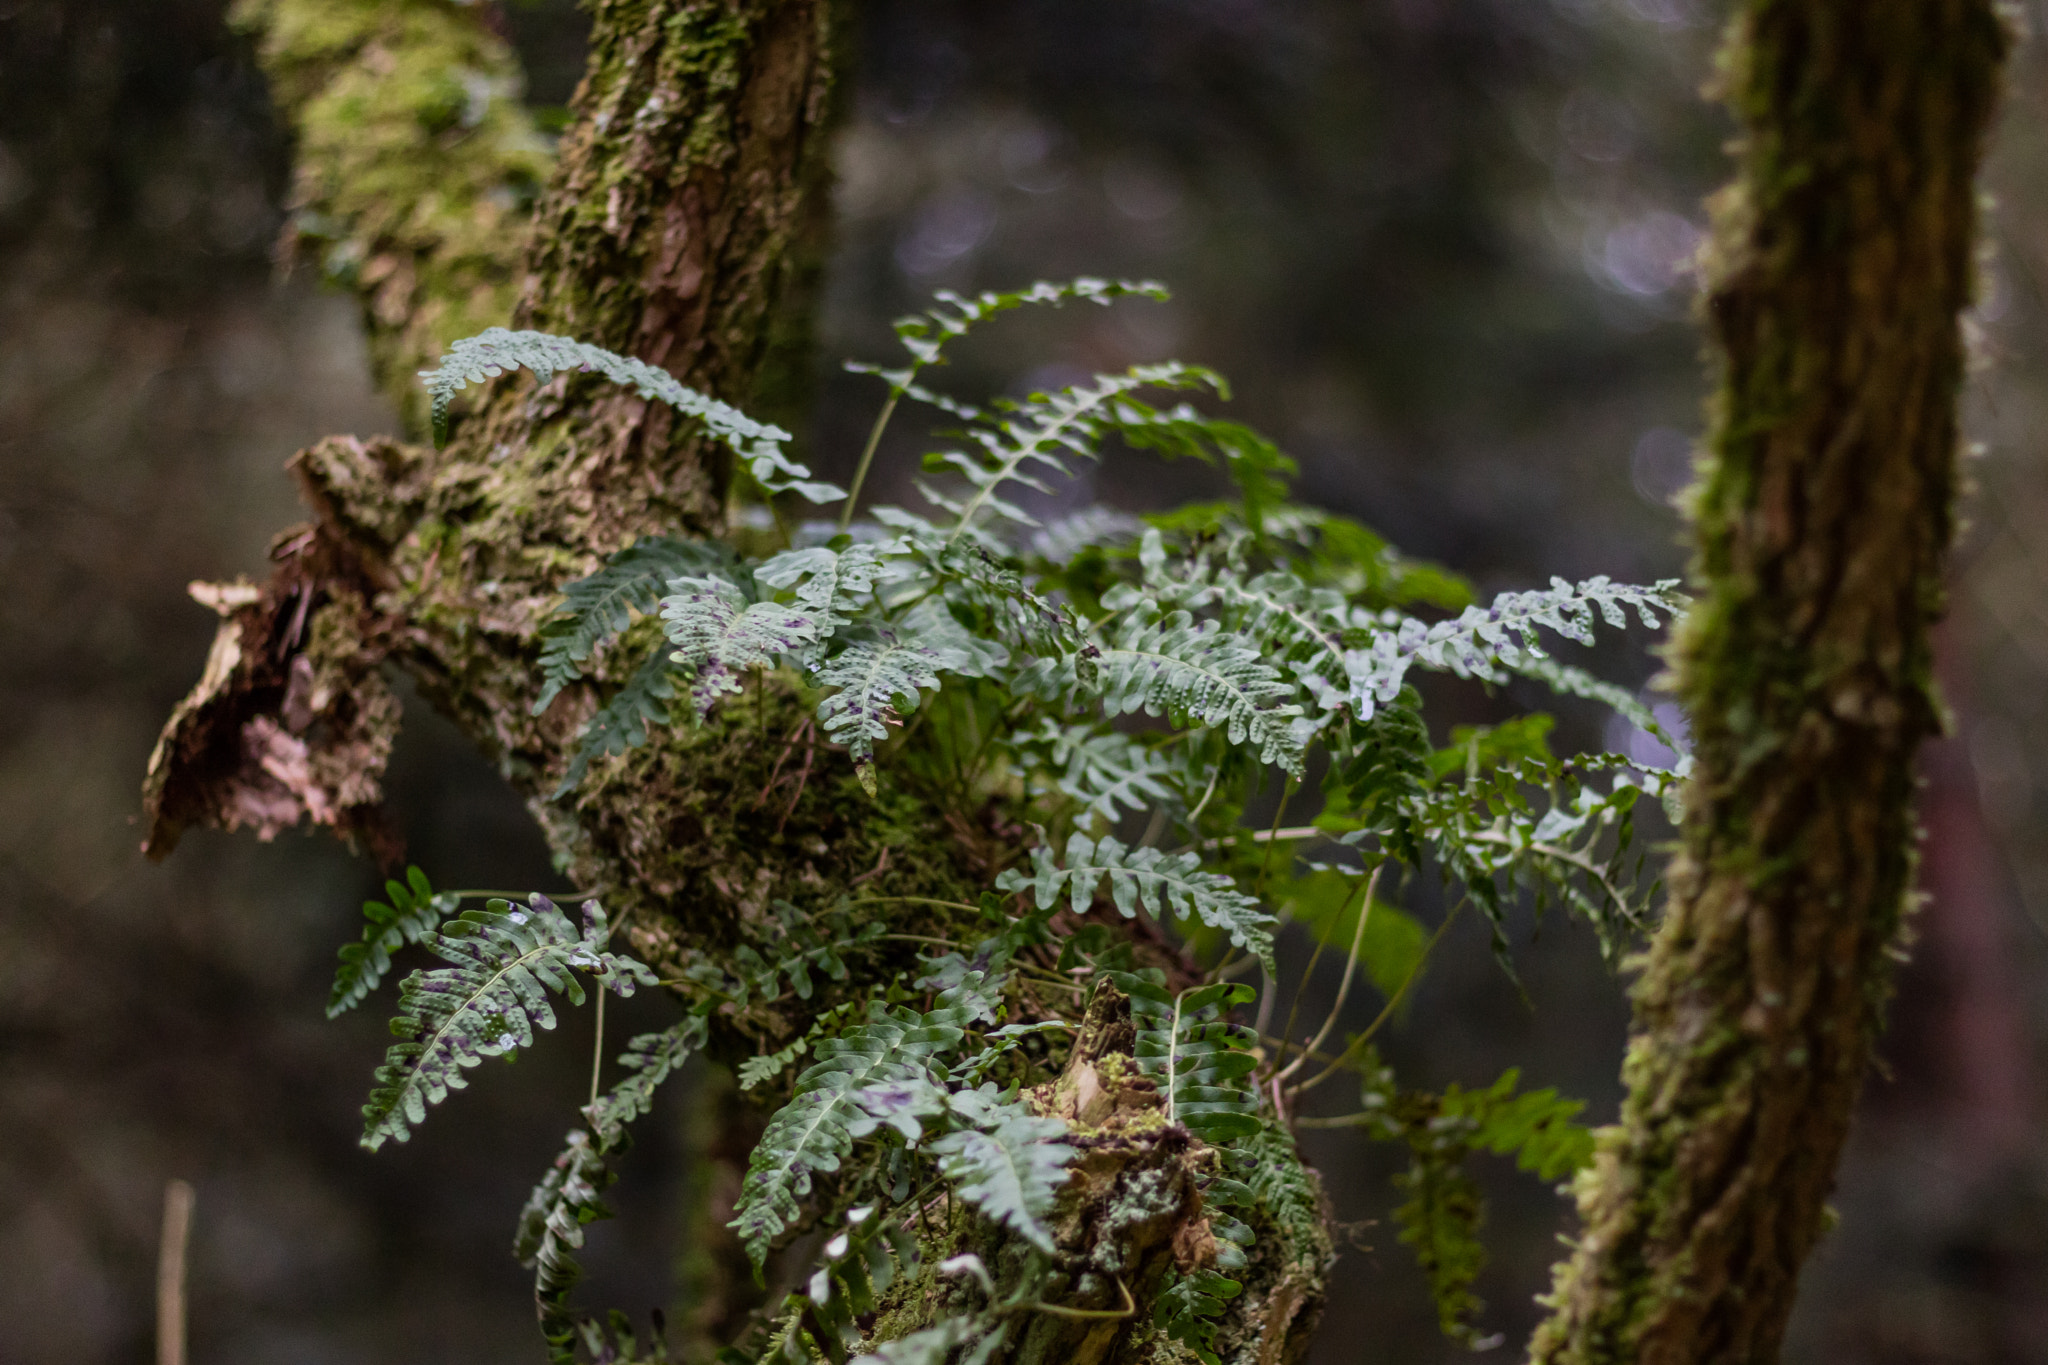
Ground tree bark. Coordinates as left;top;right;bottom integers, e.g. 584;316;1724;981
1529;3;2010;1362
142;1;1333;1360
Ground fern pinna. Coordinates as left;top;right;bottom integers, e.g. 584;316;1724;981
340;279;1676;1361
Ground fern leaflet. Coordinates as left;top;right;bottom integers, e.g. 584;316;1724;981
534;536;741;714
660;576;820;718
1003;834;1275;973
360;895;654;1150
329;865;459;1018
813;636;947;792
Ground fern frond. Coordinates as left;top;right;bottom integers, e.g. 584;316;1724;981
850;1317;990;1365
1023;721;1176;821
360;896;655;1150
757;1205;924;1365
1508;653;1691;761
884;277;1168;369
929;1086;1074;1254
1393;1137;1488;1343
813;635;947;793
329;866;459;1018
552;644;678;798
755;543;891;642
1155;1269;1243;1365
660;576;821;718
1003;834;1276;973
1342;577;1685;720
731;994;983;1266
1026;505;1143;563
534;536;741;714
1030;602;1307;772
418;329;844;502
902;538;1081;657
1111;974;1262;1143
516;1019;706;1359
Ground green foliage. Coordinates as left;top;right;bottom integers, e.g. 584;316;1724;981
1351;1051;1597;1344
328;865;459;1018
418;329;844;501
377;280;1695;1361
360;895;654;1151
1003;834;1276;974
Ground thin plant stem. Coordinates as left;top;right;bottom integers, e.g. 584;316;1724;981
1266;873;1367;1080
1253;775;1295;900
839;389;903;531
1274;860;1383;1085
157;1179;195;1365
591;984;610;1110
1290;899;1464;1097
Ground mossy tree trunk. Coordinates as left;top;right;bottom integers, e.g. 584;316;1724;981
144;1;1330;1360
1530;3;2010;1362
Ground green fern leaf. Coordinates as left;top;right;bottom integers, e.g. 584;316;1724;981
731;993;985;1266
418;329;844;501
813;636;946;793
552;644;678;798
929;1087;1074;1254
360;895;655;1150
533;536;742;714
1024;721;1176;821
660;576;821;718
1002;834;1275;973
328;865;459;1018
1033;601;1308;773
1110;973;1262;1144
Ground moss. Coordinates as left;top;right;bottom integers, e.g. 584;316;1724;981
233;0;550;431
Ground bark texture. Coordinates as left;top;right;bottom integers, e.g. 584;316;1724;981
1529;3;2010;1362
143;1;1332;1359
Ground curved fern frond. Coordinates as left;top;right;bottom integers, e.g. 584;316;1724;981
660;576;821;718
516;1018;707;1360
883;277;1168;370
418;329;844;502
1002;834;1275;972
1342;578;1685;720
755;543;891;644
534;537;742;715
1508;653;1690;760
360;895;655;1150
329;865;460;1018
814;635;947;793
1026;506;1143;563
758;1206;925;1365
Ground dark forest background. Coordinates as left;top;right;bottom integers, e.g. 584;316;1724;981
4;0;2047;1361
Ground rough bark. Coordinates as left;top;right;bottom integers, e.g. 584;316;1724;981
143;1;1333;1359
1529;3;2011;1362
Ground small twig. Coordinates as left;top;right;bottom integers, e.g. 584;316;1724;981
158;1179;195;1365
849;847;892;887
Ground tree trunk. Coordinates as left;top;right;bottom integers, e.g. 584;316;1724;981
1529;3;2010;1362
142;1;1332;1360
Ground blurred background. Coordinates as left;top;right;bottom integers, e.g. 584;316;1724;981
3;0;2046;1360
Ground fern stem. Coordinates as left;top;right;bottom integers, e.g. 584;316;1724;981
1019;1275;1134;1320
839;389;902;531
1274;860;1383;1085
1253;775;1295;900
588;985;606;1110
444;889;603;903
1290;900;1464;1098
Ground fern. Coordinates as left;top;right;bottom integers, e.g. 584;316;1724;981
1111;973;1261;1144
1028;600;1308;772
360;895;655;1150
1002;834;1275;974
813;635;947;793
1022;720;1176;821
517;1019;707;1359
328;865;459;1018
534;536;742;714
757;1205;924;1365
1342;577;1684;720
660;576;821;717
731;990;986;1266
928;1086;1074;1255
552;644;679;798
418;329;844;502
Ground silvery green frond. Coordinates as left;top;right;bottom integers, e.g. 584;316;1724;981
659;575;822;718
755;542;892;640
814;636;946;793
360;896;655;1151
1023;721;1177;821
731;997;982;1266
1341;577;1686;720
1026;505;1144;562
885;277;1168;369
901;537;1081;657
1000;833;1275;972
928;1090;1073;1255
418;328;844;501
1508;653;1690;759
900;596;1010;678
533;536;742;714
